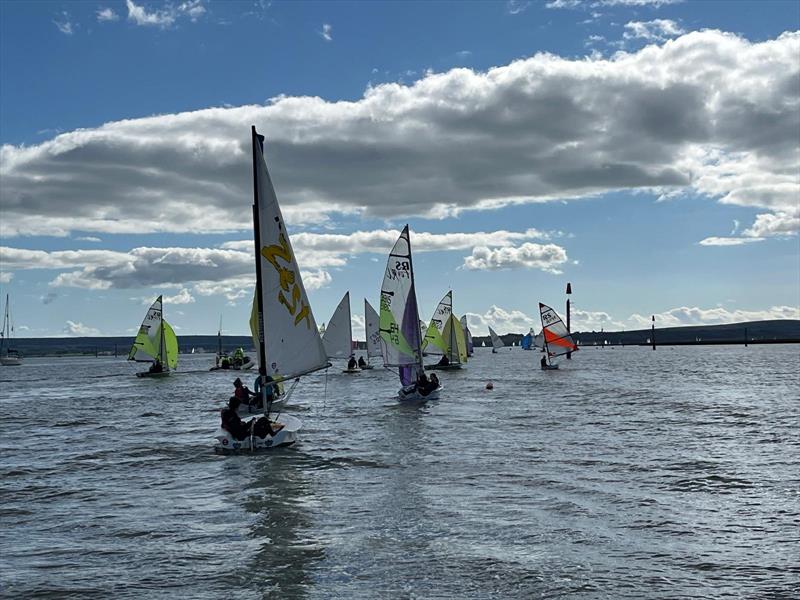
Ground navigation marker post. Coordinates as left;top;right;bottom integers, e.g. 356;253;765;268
566;282;572;360
652;315;656;351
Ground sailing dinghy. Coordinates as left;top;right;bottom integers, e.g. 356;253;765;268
363;299;382;369
379;226;440;401
488;326;504;353
0;294;22;366
128;295;178;377
215;127;329;453
460;315;474;357
322;291;359;373
539;302;578;370
423;291;467;370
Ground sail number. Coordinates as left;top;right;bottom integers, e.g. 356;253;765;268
386;260;411;281
261;234;312;329
542;312;557;325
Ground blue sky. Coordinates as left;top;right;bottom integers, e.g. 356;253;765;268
1;0;798;338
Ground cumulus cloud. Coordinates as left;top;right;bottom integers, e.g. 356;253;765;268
63;320;100;336
97;7;119;22
624;19;685;41
697;236;764;246
76;236;102;242
1;31;798;240
463;243;568;273
125;0;205;28
0;272;13;283
628;305;800;327
507;1;532;14
465;305;538;336
164;288;195;304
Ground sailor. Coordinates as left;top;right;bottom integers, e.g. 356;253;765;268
220;397;252;441
357;356;367;369
540;355;548;370
233;377;255;403
347;355;358;370
148;359;163;374
428;373;440;391
436;354;450;367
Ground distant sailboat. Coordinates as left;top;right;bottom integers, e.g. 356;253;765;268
210;313;254;371
521;329;533;350
534;331;545;352
0;294;22;366
128;295;178;377
215;126;329;453
363;299;382;369
460;315;474;357
423;291;467;370
323;291;358;372
488;326;504;353
539;302;578;370
379;225;440;401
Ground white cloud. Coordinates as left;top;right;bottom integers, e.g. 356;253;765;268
571;308;625;330
125;0;205;28
546;0;683;8
545;0;581;8
320;23;332;41
465;305;537;336
0;272;13;283
507;1;532;14
53;11;74;35
76;236;102;242
164;288;195;304
97;7;119;22
463;243;568;273
302;269;332;290
63;320;100;336
628;305;800;327
697;236;764;246
2;31;798;240
624;19;685;41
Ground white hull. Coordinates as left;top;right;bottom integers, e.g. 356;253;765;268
214;414;302;454
1;356;22;366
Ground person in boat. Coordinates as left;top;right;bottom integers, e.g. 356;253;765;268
347;355;358;370
540;355;548;370
428;373;440;391
358;356;367;369
253;374;278;405
233;377;256;404
437;354;450;367
148;359;164;374
221;397;277;440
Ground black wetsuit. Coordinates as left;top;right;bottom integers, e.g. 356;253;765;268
221;407;250;440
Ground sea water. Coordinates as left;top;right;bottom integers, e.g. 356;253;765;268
1;344;798;598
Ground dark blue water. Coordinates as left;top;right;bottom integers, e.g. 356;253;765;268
1;345;798;598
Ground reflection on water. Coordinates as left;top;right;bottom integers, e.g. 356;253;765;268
1;345;799;598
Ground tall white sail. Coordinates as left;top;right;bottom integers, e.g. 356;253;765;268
488;326;504;350
422;291;452;356
322;292;353;359
379;225;423;386
128;296;164;364
539;302;578;360
460;315;474;356
364;299;382;360
252;127;327;380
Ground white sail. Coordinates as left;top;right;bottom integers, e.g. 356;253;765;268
488;326;504;350
379;225;423;386
364;299;382;359
252;128;327;380
534;332;545;350
322;292;353;359
128;296;164;363
539;302;578;360
422;291;452;356
460;315;474;356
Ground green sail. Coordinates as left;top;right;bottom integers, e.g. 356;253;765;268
423;320;448;354
128;328;159;361
162;320;178;370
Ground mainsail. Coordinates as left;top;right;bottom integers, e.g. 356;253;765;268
539;302;578;360
364;299;383;361
521;330;533;350
488;326;504;351
251;127;328;382
422;291;452;356
379;225;423;386
460;315;474;356
442;313;468;364
129;296;163;363
322;292;353;359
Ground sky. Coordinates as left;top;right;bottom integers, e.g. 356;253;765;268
0;0;799;339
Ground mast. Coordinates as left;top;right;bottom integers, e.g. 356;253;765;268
158;295;165;366
251;126;270;413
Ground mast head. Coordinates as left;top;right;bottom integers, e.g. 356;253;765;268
566;283;572;295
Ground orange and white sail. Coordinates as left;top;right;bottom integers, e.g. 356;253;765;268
539;302;578;359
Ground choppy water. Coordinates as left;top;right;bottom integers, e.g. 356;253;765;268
1;345;799;599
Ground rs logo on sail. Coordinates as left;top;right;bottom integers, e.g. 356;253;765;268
261;234;312;328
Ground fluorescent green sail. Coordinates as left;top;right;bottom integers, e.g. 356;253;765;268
128;328;158;361
423;320;448;354
163;321;178;370
379;294;416;358
249;292;261;368
452;314;468;363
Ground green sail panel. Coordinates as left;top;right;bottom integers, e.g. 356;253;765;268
163;321;179;370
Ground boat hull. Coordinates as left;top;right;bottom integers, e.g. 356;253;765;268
398;384;441;402
342;368;361;374
359;365;375;370
136;370;171;378
0;356;22;366
213;414;302;454
541;364;559;370
425;363;462;371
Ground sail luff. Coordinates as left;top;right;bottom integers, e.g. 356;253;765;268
251;127;268;378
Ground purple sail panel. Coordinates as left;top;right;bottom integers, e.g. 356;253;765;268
401;282;421;357
399;365;415;386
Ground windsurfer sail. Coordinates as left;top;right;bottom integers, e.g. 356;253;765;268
539;302;578;367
